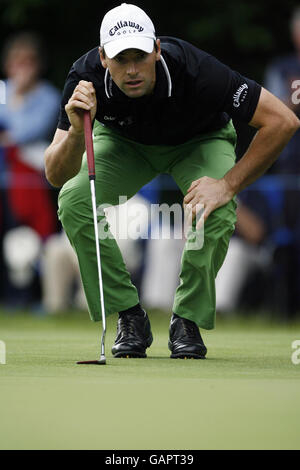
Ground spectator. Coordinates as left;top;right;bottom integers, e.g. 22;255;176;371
0;32;60;158
264;7;300;315
0;32;61;306
264;7;300;174
41;230;87;313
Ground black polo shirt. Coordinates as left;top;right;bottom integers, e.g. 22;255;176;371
58;36;261;145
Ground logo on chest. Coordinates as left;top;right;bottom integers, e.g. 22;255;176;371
104;115;116;121
103;115;134;127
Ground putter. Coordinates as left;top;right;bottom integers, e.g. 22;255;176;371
77;111;106;365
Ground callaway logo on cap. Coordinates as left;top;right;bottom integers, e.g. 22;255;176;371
100;3;156;59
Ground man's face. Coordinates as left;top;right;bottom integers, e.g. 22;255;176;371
5;47;40;90
99;39;161;98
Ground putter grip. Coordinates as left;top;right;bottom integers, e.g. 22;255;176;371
84;111;95;180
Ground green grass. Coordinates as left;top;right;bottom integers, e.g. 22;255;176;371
0;309;300;450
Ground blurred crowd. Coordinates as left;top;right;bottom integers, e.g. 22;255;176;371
1;8;300;319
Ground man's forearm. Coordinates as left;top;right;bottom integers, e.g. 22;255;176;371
45;127;86;187
223;118;300;195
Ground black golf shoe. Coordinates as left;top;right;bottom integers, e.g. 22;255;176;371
112;309;153;358
168;313;207;359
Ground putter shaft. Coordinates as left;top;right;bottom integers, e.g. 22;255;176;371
79;111;107;365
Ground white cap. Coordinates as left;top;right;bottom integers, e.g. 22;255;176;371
100;3;156;59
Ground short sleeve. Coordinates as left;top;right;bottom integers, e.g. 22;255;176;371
195;55;262;123
57;67;81;130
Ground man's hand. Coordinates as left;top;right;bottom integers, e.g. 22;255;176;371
183;176;235;229
45;80;97;187
65;80;97;135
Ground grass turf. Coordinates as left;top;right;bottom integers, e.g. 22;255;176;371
0;309;299;450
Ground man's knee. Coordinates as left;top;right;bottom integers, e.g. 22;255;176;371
58;186;113;244
205;199;237;241
58;181;93;234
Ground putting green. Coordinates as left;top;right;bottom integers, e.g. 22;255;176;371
0;309;299;450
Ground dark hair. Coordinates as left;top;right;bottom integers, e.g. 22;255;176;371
1;32;46;72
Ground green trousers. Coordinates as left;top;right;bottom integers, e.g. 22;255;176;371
58;120;237;329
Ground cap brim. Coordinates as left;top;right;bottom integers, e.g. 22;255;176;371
103;36;154;59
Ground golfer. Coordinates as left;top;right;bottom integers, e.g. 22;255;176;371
45;3;299;359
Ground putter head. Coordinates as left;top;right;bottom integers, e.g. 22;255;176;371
77;357;106;365
99;354;106;364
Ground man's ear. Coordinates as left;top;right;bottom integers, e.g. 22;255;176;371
99;47;108;68
155;39;161;61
